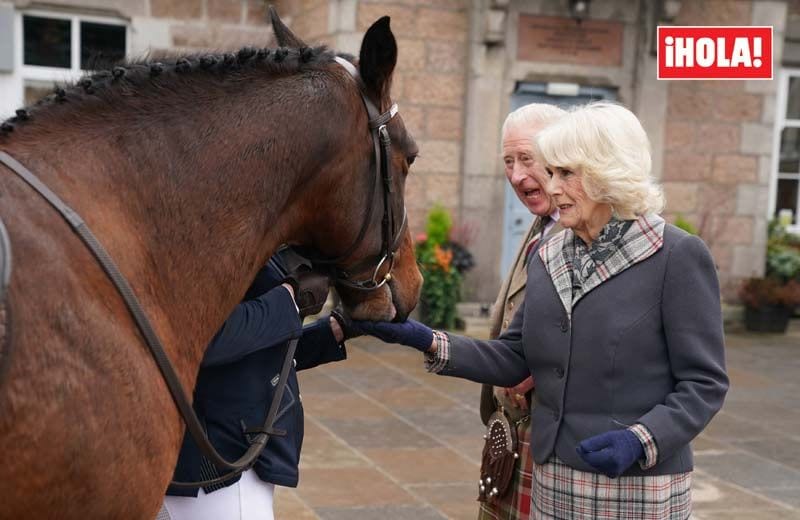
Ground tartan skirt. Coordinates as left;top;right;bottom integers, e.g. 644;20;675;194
530;457;692;520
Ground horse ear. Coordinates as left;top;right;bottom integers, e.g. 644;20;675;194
268;5;307;48
359;16;397;101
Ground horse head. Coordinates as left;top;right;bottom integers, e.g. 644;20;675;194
271;11;422;322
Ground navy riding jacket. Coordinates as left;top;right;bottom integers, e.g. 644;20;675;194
166;258;346;496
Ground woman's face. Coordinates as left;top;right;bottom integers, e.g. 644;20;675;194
545;166;606;235
502;125;554;217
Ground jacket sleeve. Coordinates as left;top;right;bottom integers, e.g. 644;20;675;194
294;316;347;371
438;291;529;387
636;234;729;462
201;286;302;367
242;257;287;301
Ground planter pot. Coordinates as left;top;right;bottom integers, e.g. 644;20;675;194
744;305;793;333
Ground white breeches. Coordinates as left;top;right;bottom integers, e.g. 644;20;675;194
158;469;275;520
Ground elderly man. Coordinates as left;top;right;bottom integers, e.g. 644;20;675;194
477;103;564;520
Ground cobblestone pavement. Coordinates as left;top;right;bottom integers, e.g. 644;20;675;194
275;320;800;519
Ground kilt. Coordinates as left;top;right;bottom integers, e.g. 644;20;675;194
477;418;534;520
531;457;691;520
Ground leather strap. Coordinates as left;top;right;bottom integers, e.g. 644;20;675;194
0;151;294;487
301;57;404;292
0;216;10;304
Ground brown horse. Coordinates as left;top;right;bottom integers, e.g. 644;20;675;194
0;14;421;519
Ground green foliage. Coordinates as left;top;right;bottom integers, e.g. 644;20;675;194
741;220;800;310
415;205;463;330
674;214;698;235
766;219;800;282
419;264;462;330
425;204;452;246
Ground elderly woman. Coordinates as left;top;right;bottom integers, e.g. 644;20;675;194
355;101;728;520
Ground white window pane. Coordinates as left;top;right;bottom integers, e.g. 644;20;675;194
23;15;71;68
80;21;126;70
779;127;800;173
788;76;800;120
776;178;798;225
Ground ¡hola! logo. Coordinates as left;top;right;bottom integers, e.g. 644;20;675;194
657;26;772;80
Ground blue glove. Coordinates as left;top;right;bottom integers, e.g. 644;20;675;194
351;319;434;353
576;429;644;478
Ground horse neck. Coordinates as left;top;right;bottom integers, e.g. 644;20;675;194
6;70;361;375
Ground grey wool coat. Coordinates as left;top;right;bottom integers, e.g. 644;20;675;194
441;223;729;476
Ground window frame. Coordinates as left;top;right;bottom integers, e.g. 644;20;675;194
14;9;129;99
769;67;800;233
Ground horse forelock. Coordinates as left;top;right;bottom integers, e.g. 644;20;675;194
0;45;344;141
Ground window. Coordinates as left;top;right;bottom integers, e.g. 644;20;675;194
23;15;71;68
17;11;127;104
771;69;800;229
80;21;126;69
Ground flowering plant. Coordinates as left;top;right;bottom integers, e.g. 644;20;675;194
739;277;800;308
738;220;800;332
415;205;474;329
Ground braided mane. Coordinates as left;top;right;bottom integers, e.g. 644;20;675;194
0;45;352;139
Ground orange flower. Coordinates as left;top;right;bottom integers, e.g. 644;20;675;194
433;244;453;272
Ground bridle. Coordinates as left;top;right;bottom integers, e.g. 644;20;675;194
299;56;407;292
0;54;406;488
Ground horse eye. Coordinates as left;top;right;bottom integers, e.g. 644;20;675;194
407;154;417;166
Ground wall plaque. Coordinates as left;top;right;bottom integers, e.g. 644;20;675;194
517;15;624;67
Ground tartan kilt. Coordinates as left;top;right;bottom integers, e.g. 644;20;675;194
477;418;533;520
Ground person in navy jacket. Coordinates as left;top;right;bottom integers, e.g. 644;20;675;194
159;250;347;520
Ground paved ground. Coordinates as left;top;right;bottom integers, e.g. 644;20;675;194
275;320;800;519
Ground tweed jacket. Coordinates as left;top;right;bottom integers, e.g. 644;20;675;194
479;216;563;424
442;222;728;476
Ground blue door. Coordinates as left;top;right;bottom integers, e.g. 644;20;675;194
499;83;617;279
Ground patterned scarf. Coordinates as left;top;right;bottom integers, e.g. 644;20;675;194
566;218;633;301
538;213;665;317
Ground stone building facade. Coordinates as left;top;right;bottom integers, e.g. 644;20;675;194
0;0;797;304
279;0;794;303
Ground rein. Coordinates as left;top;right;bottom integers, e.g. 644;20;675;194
0;150;282;487
0;216;9;304
0;56;401;488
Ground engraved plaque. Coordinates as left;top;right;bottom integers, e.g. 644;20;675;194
517;15;624;66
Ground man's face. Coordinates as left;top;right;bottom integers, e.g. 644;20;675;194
502;124;554;216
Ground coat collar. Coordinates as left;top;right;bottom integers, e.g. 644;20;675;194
538;213;665;317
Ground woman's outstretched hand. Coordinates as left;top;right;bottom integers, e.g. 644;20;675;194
576;429;644;478
351;319;435;353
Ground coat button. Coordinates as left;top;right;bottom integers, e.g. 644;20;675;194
509;302;514;309
503;320;509;328
560;317;569;332
555;367;565;378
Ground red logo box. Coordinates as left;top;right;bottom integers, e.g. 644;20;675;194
657;26;773;80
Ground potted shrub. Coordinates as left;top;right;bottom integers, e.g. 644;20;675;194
739;220;800;333
415;205;474;329
739;277;800;332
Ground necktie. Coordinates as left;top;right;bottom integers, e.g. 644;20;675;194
525;216;551;265
525;236;539;265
